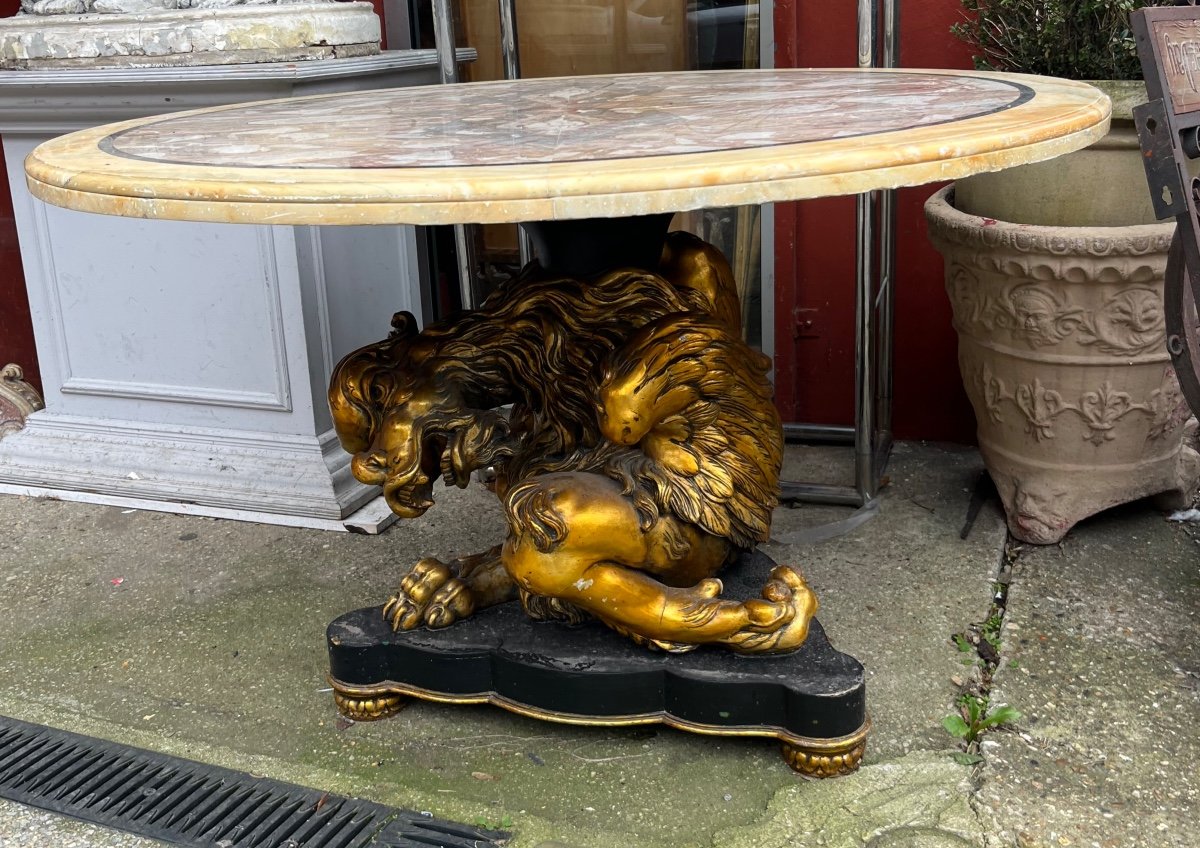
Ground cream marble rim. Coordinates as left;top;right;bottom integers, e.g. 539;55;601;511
25;69;1111;226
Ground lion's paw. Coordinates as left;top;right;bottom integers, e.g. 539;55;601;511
382;558;476;631
730;565;819;654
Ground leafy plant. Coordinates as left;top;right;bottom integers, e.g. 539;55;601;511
474;814;514;830
942;694;1023;747
953;0;1176;80
981;612;1003;652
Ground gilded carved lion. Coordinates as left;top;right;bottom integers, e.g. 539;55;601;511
330;232;816;653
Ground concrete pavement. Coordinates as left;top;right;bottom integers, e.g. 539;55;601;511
0;442;1194;847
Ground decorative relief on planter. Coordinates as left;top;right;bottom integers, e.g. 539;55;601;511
948;268;1166;354
1078;288;1165;354
0;364;43;439
928;208;1175;261
969;362;1181;445
926;185;1199;545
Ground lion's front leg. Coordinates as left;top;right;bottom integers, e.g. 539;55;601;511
382;544;517;631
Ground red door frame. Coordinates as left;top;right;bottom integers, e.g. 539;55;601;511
772;0;978;443
0;0;36;391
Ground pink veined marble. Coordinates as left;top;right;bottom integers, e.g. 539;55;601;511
101;70;1030;170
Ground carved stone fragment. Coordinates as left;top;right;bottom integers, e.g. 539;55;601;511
0;364;43;439
0;0;381;69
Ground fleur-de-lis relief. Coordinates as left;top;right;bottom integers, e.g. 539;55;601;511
1077;382;1137;445
1014;379;1068;441
979;363;1006;423
1077;288;1166;355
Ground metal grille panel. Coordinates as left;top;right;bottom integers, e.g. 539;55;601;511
0;716;505;848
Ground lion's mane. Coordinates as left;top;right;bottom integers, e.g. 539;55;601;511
331;255;781;550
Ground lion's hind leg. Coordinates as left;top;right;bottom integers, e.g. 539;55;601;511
502;472;817;653
382;545;517;631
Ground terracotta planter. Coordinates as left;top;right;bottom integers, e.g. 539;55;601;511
925;186;1199;544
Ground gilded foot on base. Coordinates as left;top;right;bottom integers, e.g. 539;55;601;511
782;737;867;778
333;690;407;722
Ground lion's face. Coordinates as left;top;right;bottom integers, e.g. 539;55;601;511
330;323;510;518
337;373;490;518
354;388;445;518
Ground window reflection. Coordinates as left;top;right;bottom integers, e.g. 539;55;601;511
409;0;764;345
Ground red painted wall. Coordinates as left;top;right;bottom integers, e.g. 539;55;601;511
0;0;36;391
773;0;977;443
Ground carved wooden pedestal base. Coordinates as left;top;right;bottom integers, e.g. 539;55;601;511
328;550;869;779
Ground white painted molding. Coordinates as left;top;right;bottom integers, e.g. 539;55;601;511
57;228;295;411
0;53;435;524
0;412;378;518
0;49;476;133
0;482;397;534
27;200;72;394
304;226;337;378
58;378;291;411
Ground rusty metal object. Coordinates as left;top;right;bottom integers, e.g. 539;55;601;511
1166;228;1200;415
329;231;818;654
1132;1;1200;416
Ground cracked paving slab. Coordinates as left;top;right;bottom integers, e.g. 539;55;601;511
715;751;983;848
977;502;1200;848
0;442;1007;847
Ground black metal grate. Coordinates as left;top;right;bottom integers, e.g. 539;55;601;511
0;716;505;848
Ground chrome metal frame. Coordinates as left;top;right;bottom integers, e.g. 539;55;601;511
495;0;536;266
431;0;482;309
781;0;898;507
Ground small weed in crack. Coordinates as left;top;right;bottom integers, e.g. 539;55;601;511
943;695;1022;764
943;540;1024;764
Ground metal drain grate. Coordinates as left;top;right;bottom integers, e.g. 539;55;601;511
0;715;506;848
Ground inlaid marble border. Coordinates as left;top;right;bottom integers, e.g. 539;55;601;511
91;70;1036;170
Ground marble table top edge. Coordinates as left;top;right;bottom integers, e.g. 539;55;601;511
24;68;1113;226
24;116;1111;227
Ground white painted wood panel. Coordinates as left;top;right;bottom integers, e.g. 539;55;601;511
0;53;442;528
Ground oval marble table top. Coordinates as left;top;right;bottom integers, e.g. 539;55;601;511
25;68;1111;225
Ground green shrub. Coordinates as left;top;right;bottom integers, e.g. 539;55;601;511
953;0;1175;80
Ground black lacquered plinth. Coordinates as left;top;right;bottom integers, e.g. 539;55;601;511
327;550;868;777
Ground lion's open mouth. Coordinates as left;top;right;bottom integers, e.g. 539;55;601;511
382;476;434;518
379;429;472;516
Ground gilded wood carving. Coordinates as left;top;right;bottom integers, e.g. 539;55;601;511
330;232;815;654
